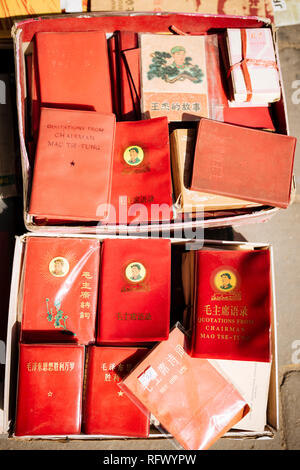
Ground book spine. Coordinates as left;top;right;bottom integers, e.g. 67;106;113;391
81;346;90;433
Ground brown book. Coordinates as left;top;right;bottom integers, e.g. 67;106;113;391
190;119;296;208
170;128;260;212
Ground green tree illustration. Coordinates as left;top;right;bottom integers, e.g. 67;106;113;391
147;51;204;83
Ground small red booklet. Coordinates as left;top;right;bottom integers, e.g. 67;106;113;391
107;117;173;224
29;107;115;222
119;325;249;450
96;238;171;344
83;346;150;436
15;343;85;436
34;31;113;113
21;236;100;344
190;249;272;362
190;118;296;208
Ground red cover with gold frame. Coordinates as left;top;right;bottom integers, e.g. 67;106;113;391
15;343;85;436
83;346;150;436
119;325;250;450
96;238;171;344
21;236;100;344
107;117;173;225
190;249;272;362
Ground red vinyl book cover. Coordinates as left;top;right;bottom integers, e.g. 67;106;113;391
14;343;85;436
83;346;150;436
190;118;296;208
190;249;272;362
21;236;100;344
34;31;112;113
29;107;115;222
119;325;250;450
107;117;173;225
96;238;171;344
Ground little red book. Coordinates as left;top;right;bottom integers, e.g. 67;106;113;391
190;118;296;208
190;249;272;362
96;238;171;344
34;31;113;113
21;236;100;344
83;346;150;436
29;107;115;222
107;117;173;225
15;343;85;436
119;325;250;450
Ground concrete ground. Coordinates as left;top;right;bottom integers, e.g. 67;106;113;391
0;22;300;453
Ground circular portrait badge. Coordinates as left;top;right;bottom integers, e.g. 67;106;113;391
213;268;237;293
123;145;144;167
49;257;70;278
125;261;147;283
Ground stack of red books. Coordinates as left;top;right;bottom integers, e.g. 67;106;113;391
15;236;172;438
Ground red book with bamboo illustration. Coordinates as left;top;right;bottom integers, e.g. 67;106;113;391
21;236;100;344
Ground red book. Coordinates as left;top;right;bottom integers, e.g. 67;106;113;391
190;118;296;208
29;107;115;222
97;238;171;344
34;31;112;113
117;31;140;120
15;343;85;436
107;117;173;224
223;106;275;130
83;346;150;436
21;236;100;344
107;33;121;120
190;249;272;362
119;325;250;450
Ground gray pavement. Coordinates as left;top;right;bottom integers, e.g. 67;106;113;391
1;22;300;453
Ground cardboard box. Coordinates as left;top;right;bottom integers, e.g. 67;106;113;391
11;11;292;236
1;233;279;444
90;0;275;23
0;1;88;38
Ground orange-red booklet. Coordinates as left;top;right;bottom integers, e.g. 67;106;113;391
21;236;100;344
29;108;115;222
120;325;249;450
34;31;113;113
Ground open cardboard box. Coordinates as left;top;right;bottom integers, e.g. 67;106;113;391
11;11;294;236
1;233;279;444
